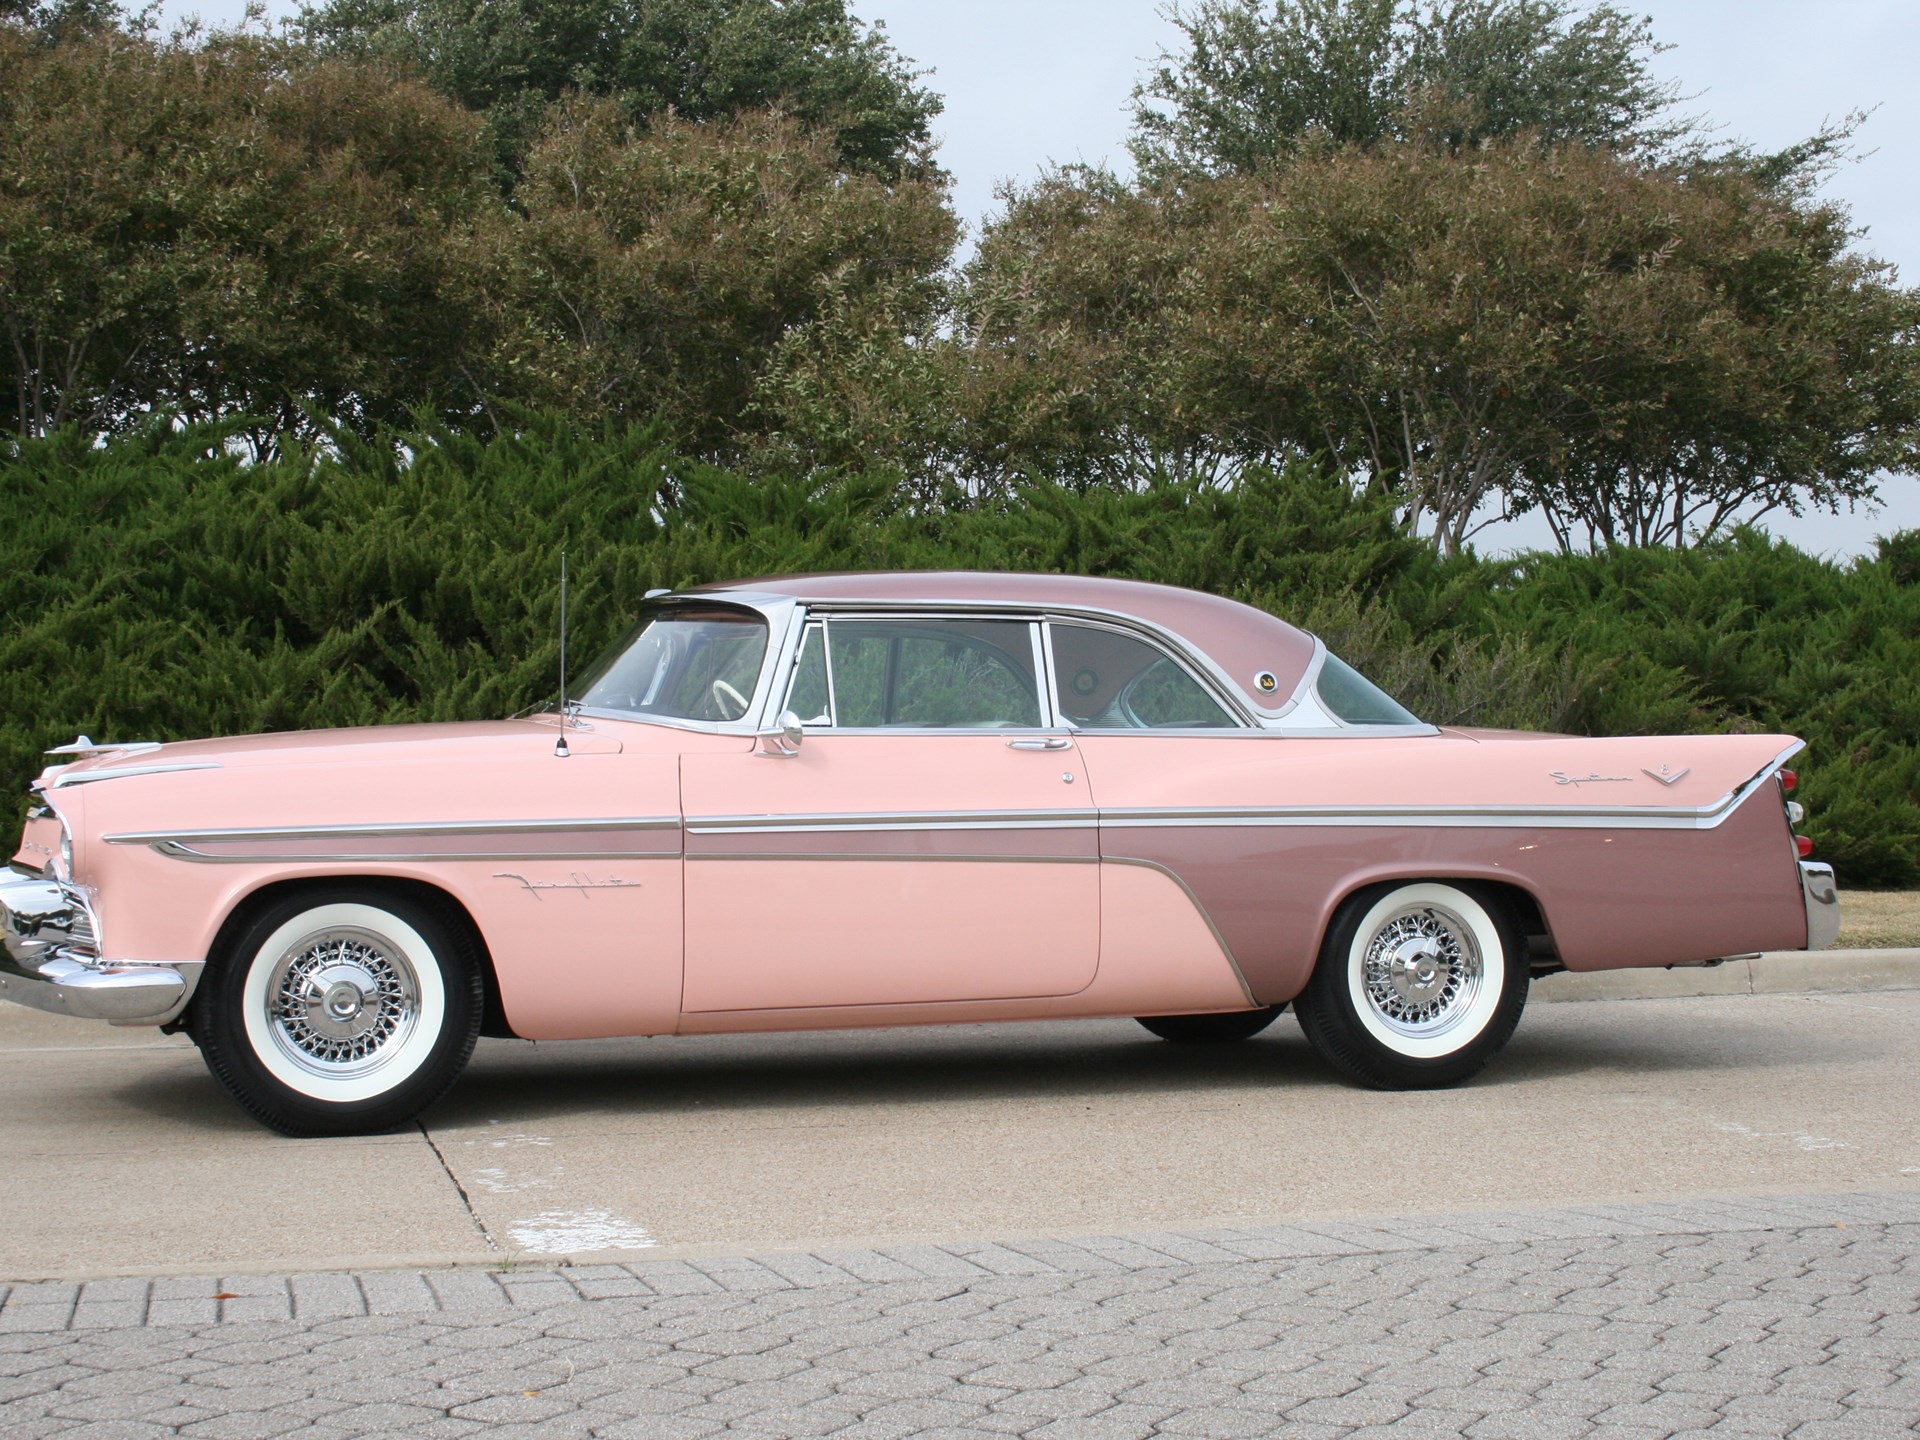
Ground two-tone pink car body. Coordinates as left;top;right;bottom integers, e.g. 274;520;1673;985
1;572;1839;1133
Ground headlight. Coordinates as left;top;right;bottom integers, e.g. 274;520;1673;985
58;826;74;881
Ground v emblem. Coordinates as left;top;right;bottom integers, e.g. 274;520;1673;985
1643;765;1690;787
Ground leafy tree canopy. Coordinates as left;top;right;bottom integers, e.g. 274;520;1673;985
1129;0;1687;177
960;138;1920;554
446;96;957;461
293;0;943;180
0;23;493;446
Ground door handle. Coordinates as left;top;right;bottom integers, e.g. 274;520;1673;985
1008;736;1074;751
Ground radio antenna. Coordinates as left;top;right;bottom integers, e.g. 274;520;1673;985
555;550;570;759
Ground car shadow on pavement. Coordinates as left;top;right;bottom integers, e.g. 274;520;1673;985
426;1018;1342;1128
97;1001;1883;1132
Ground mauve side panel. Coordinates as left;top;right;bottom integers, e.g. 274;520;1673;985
1538;794;1807;971
1105;792;1806;1005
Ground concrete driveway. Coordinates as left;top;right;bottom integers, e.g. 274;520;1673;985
4;979;1917;1282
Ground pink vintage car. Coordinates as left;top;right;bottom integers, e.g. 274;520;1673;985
2;573;1837;1134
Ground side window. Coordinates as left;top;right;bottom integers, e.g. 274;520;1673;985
1315;653;1421;726
1050;623;1239;730
785;619;1043;728
787;625;831;724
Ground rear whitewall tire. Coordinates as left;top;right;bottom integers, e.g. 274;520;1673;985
1296;881;1528;1089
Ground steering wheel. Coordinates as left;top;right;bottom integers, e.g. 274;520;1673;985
710;678;749;719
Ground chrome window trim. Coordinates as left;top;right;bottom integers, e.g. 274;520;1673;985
789;599;1271;727
1271;643;1437;735
1268;634;1327;722
774;619;839;725
745;599;808;731
821;622;840;724
1041;616;1249;732
1256;722;1441;739
1027;622;1052;726
572;596;798;736
767;725;1079;739
566;707;753;734
780;611;1050;731
1037;619;1066;727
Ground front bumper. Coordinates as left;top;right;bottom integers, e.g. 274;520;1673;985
1800;860;1839;951
0;870;199;1025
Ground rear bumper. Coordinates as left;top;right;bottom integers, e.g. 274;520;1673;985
1800;861;1839;951
0;870;199;1025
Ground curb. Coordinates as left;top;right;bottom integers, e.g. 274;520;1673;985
1532;946;1920;1003
6;1188;1918;1330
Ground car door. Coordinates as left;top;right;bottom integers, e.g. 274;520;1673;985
678;614;1100;1012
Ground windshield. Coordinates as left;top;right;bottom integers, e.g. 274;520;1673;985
575;605;769;723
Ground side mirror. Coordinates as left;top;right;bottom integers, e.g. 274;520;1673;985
756;710;805;758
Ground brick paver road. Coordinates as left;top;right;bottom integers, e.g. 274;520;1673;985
3;1190;1916;1439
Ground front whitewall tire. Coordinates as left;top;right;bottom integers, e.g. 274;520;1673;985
194;887;481;1136
240;903;448;1104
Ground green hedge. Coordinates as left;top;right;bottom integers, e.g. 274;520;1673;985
3;417;1914;885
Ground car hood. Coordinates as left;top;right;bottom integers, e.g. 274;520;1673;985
40;719;628;786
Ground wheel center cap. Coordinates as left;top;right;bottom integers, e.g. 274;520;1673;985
323;982;365;1022
298;961;381;1040
1389;941;1449;1002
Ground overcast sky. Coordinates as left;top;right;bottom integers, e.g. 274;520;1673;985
158;0;1920;558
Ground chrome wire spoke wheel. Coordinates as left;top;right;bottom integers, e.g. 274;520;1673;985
1358;904;1483;1039
235;899;454;1108
1344;884;1505;1060
1295;879;1527;1088
266;927;420;1079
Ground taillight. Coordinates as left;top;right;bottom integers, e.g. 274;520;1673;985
1781;770;1809;856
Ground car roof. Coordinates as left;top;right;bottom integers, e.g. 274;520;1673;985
691;571;1319;712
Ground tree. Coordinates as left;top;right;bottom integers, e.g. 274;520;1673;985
1516;169;1920;549
954;166;1265;492
957;135;1920;553
0;22;493;446
293;0;942;181
447;96;956;461
1129;0;1684;179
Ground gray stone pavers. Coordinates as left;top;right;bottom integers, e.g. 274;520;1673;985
2;1191;1919;1437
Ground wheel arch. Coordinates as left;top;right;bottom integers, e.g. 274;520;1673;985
195;875;515;1040
1312;871;1548;983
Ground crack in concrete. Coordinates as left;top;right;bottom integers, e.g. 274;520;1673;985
419;1123;498;1252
